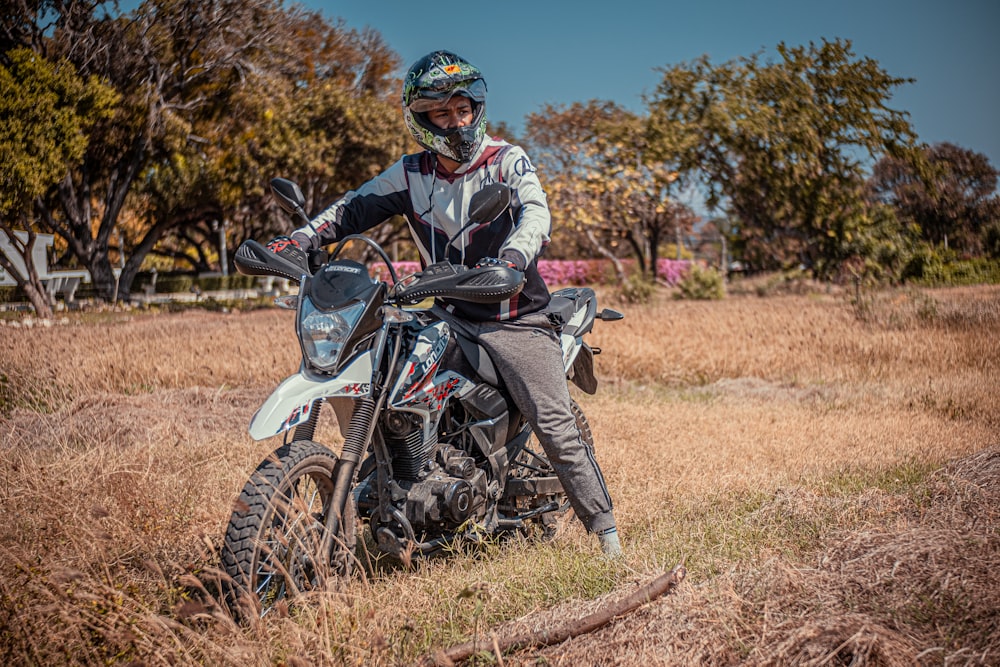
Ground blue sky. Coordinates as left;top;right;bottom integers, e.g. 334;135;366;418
305;0;999;174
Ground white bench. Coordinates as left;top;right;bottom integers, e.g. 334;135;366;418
3;230;287;304
0;230;92;302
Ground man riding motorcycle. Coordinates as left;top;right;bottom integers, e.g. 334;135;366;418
266;49;621;556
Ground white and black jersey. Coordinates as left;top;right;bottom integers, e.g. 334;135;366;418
291;137;553;321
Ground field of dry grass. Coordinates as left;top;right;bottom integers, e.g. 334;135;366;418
1;284;998;665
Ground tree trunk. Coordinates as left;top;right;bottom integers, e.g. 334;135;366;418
584;228;628;285
37;136;147;303
0;226;54;318
19;278;54;319
650;227;661;282
115;212;185;301
624;230;647;276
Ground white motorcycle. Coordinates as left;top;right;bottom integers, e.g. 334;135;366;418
223;178;623;615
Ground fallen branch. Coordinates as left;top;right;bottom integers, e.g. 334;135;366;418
417;565;687;666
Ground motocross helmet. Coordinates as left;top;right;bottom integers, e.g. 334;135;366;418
403;50;487;163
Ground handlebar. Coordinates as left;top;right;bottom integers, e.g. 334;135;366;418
235;236;525;305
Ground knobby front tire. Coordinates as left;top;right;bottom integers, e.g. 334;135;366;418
222;440;356;618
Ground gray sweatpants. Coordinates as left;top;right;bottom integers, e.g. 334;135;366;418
433;306;616;534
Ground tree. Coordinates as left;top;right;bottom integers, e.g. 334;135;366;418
0;46;116;316
123;13;403;275
12;0;405;299
11;0;288;300
524;100;695;283
647;39;919;280
869;142;1000;255
246;22;405;241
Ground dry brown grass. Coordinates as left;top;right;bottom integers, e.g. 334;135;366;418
511;449;1000;666
1;284;997;665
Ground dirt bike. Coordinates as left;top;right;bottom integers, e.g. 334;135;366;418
222;178;623;616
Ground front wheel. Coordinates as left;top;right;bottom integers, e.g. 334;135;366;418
222;440;356;617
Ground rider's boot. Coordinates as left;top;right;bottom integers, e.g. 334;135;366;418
597;526;622;558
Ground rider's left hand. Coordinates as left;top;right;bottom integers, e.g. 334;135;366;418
474;256;518;270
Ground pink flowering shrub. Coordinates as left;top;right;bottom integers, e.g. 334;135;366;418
390;261;422;278
655;259;690;286
537;260;608;286
369;261;422;282
539;258;692;286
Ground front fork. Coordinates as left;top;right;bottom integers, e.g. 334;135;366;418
316;322;398;556
329;396;378;530
284;395;364;555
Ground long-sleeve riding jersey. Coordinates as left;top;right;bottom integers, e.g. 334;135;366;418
290;137;552;321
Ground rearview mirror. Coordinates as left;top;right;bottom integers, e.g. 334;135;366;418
270;178;309;223
467;183;511;225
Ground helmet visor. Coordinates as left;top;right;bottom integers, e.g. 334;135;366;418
408;78;487;113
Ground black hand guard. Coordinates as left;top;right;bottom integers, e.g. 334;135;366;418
234;239;310;283
392;261;525;304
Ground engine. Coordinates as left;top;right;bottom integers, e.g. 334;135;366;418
365;380;517;556
376;410;489;533
397;444;488;528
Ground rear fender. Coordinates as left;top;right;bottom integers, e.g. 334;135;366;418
248;351;374;440
569;343;598;394
558;304;591;371
555;292;598;392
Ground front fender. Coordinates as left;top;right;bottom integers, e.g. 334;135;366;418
248;351;373;440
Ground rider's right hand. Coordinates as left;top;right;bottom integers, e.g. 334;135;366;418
266;235;309;275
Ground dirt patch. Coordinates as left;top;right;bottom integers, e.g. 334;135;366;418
708;376;835;404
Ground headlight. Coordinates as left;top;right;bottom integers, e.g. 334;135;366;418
298;298;366;372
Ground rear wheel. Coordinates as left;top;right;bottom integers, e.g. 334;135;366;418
222;440;356;617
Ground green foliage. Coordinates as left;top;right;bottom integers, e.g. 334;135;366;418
0;47;117;316
911;257;1000;287
661;243;694;261
0;47;117;216
647;39;919;281
833;203;925;286
195;274;256;291
676;264;725;300
870;142;1000;256
11;1;405;303
984;221;1000;259
524;100;694;275
899;244;941;283
142;273;257;294
618;273;655;304
899;243;1000;286
151;275;193;294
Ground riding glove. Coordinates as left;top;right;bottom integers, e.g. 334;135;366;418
266;235;309;274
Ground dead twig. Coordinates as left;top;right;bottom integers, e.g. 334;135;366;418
417;565;687;666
